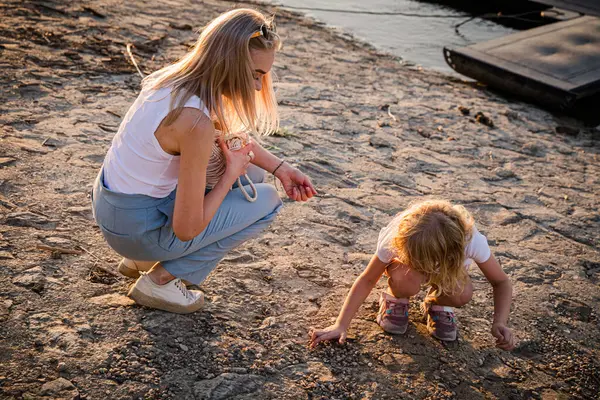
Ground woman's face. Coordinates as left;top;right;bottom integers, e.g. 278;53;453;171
250;48;275;91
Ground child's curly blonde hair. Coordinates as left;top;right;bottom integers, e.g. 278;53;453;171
391;199;474;296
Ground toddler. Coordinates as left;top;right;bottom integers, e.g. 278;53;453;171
310;199;514;350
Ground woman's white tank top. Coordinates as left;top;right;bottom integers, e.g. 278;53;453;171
103;87;210;198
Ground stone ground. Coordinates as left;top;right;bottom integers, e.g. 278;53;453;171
0;0;599;399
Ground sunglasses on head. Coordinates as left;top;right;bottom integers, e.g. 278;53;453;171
250;22;276;40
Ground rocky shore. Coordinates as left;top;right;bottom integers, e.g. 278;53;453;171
1;0;599;399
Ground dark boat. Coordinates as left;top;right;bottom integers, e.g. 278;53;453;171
443;1;600;122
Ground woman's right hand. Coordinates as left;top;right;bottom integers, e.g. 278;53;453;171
309;323;347;348
218;137;255;180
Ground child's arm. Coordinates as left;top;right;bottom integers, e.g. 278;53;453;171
309;255;388;348
477;254;515;350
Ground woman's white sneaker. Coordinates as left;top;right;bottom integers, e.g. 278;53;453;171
127;273;204;314
118;258;157;279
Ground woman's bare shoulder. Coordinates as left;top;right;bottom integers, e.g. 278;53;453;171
156;107;214;155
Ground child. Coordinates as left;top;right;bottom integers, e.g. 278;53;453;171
91;9;316;314
310;200;515;350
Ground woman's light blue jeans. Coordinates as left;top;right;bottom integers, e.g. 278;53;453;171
91;165;282;284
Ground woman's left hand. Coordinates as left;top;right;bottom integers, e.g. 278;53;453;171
275;163;317;202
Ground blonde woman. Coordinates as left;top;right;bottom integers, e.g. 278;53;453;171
310;200;514;350
92;9;316;314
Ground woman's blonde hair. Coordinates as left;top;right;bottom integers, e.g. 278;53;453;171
391;199;475;296
142;8;281;135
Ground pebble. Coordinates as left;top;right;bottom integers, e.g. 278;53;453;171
494;167;515;178
0;157;16;168
40;378;76;395
179;344;189;352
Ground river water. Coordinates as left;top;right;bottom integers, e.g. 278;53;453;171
272;0;519;73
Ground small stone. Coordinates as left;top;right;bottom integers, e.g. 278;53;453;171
263;366;276;375
0;157;16;168
5;211;57;230
12;266;46;293
40;377;76;395
369;134;392;148
44;236;72;246
417;128;430;138
555;126;579;136
0;299;13;316
89;293;135;307
57;362;67;372
179;344;189;352
169;22;193;30
474;111;494;128
494;167;515;178
0;251;14;260
522;142;545;157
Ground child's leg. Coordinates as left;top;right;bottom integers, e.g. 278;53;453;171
386;261;425;298
422;278;473;341
426;278;473;307
377;262;424;334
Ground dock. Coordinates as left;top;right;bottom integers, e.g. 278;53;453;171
444;1;600;121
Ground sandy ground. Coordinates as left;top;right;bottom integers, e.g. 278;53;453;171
1;0;599;399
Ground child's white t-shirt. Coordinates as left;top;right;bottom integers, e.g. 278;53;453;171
376;213;491;268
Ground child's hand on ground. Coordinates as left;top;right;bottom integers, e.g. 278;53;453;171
309;324;347;348
491;323;515;351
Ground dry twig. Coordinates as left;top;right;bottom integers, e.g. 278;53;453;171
126;43;145;79
37;244;84;255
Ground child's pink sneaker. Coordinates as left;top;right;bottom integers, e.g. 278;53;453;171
376;292;409;334
423;301;458;341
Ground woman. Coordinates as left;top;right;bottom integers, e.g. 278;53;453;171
92;9;316;314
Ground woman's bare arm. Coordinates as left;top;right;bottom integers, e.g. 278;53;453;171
169;110;252;241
